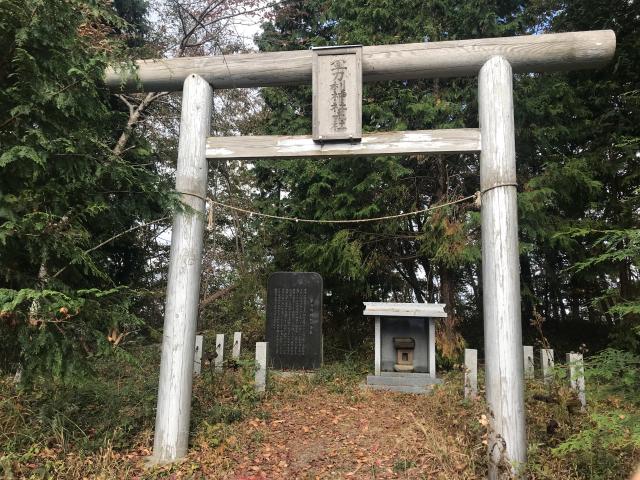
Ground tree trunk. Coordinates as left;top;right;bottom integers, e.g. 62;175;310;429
520;253;534;327
438;264;460;359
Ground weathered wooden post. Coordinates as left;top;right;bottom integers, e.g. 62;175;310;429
479;56;527;477
232;331;242;360
193;335;203;376
255;342;268;393
464;348;478;399
428;318;436;379
567;352;586;410
215;333;225;371
153;74;212;463
523;345;534;380
541;348;555;384
374;316;381;376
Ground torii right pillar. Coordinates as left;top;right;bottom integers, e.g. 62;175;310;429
479;55;527;478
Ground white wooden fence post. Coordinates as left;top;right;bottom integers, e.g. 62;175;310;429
232;331;242;360
523;345;534;380
255;342;268;393
193;335;203;376
479;55;527;477
541;348;554;384
567;352;586;410
464;349;478;399
374;316;381;376
428;318;436;379
152;74;212;463
215;334;225;371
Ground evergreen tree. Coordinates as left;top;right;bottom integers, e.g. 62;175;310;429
0;0;172;382
255;0;534;358
514;0;640;349
255;0;640;357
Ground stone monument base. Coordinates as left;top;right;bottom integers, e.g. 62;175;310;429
272;370;316;378
364;372;442;394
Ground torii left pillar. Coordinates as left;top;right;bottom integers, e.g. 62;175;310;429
152;74;212;463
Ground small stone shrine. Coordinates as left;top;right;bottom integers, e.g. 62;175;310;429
266;272;323;370
363;302;446;393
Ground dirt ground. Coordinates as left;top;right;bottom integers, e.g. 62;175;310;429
187;374;488;479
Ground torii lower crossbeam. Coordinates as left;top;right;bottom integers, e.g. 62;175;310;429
206;129;481;159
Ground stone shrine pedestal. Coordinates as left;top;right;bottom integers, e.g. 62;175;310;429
363;302;446;394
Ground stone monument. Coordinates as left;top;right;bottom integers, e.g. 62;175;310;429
266;272;323;369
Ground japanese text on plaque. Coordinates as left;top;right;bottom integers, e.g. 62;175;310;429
330;59;347;132
272;287;309;356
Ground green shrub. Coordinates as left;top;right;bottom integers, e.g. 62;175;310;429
549;349;640;479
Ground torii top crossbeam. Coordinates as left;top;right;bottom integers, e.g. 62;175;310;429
106;30;615;92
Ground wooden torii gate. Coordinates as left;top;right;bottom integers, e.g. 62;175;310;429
106;30;615;476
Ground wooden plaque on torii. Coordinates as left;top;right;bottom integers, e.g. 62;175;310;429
312;45;362;142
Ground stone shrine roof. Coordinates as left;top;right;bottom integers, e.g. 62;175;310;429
363;302;447;318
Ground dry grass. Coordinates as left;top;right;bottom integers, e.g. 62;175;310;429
2;355;639;479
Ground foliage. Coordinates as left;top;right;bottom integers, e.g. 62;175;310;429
553;410;640;468
252;0;640;360
192;357;262;430
0;287;144;383
113;0;150;48
0;347;158;469
514;0;640;349
0;0;172;382
0;344;264;478
544;349;640;479
311;357;369;394
565;227;640;347
1;349;639;478
583;348;640;405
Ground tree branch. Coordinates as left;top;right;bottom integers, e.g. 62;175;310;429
51;215;170;280
200;284;237;308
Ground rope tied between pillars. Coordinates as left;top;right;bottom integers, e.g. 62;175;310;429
202;193;478;224
175;182;519;224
